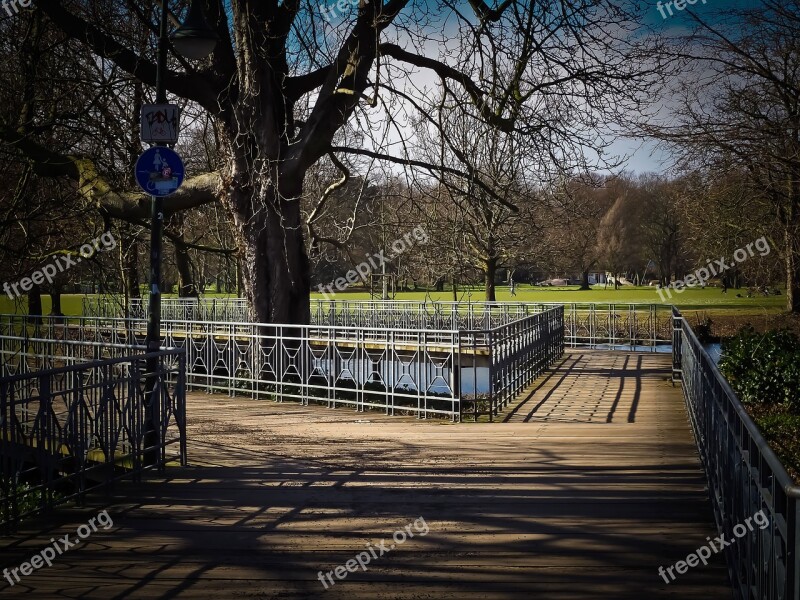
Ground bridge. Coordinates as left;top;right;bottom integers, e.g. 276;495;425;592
1;303;797;599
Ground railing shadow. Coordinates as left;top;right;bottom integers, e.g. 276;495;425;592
502;351;668;424
1;422;730;598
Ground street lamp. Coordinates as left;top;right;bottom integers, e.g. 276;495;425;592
147;0;218;353
144;0;218;466
170;0;220;60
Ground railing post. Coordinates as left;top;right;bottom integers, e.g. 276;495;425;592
0;378;13;533
671;307;682;384
454;333;462;423
791;496;800;600
41;372;60;510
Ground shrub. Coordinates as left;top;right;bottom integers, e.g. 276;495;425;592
1;480;48;523
719;326;800;413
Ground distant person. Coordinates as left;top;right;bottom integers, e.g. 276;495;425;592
509;275;516;296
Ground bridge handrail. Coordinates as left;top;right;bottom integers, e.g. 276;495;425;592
672;307;799;600
1;347;187;532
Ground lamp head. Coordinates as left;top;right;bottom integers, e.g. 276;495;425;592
170;0;219;60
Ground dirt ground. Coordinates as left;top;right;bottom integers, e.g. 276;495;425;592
682;310;800;339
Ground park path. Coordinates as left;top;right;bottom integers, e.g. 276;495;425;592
0;351;730;599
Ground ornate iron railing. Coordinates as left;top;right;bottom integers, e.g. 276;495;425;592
1;343;187;532
472;306;564;421
0;308;564;422
83;298;669;351
555;302;670;350
310;300;541;332
83;296;251;322
673;308;800;600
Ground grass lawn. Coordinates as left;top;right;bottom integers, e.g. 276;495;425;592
0;293;238;316
311;285;786;311
0;285;786;318
315;285;787;324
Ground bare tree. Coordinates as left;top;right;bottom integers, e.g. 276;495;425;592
541;176;613;290
637;174;686;287
413;100;537;300
650;0;800;311
596;183;644;289
2;0;663;322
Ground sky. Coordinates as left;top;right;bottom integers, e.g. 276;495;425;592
606;0;767;174
640;0;764;28
297;0;771;177
609;138;669;175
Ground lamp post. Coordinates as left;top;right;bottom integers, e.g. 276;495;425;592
144;0;218;466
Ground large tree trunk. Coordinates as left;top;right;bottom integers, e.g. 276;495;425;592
174;240;199;298
231;183;311;325
28;284;42;324
49;284;63;316
786;219;800;312
484;257;497;301
579;268;591;291
236;256;243;298
731;267;741;289
124;234;140;299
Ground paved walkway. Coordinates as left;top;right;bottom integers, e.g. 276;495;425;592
504;351;678;424
0;351;730;599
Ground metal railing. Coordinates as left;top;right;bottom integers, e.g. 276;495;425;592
1;344;187;532
311;301;669;350
556;302;670;350
673;308;800;600
83;296;251;322
84;298;669;351
310;300;542;332
467;306;564;421
166;319;468;419
0;322;148;377
0;308;565;422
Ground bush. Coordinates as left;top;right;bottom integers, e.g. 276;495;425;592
719;326;800;413
692;313;716;344
1;480;48;523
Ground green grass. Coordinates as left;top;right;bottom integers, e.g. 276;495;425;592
313;284;785;309
0;285;785;317
0;293;237;316
313;285;785;320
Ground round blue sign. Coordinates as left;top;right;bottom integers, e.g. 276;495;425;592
135;147;185;197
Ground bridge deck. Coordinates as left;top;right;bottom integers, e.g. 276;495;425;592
0;351;730;598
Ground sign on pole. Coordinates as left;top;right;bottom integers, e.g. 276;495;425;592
135;147;185;197
141;104;179;144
